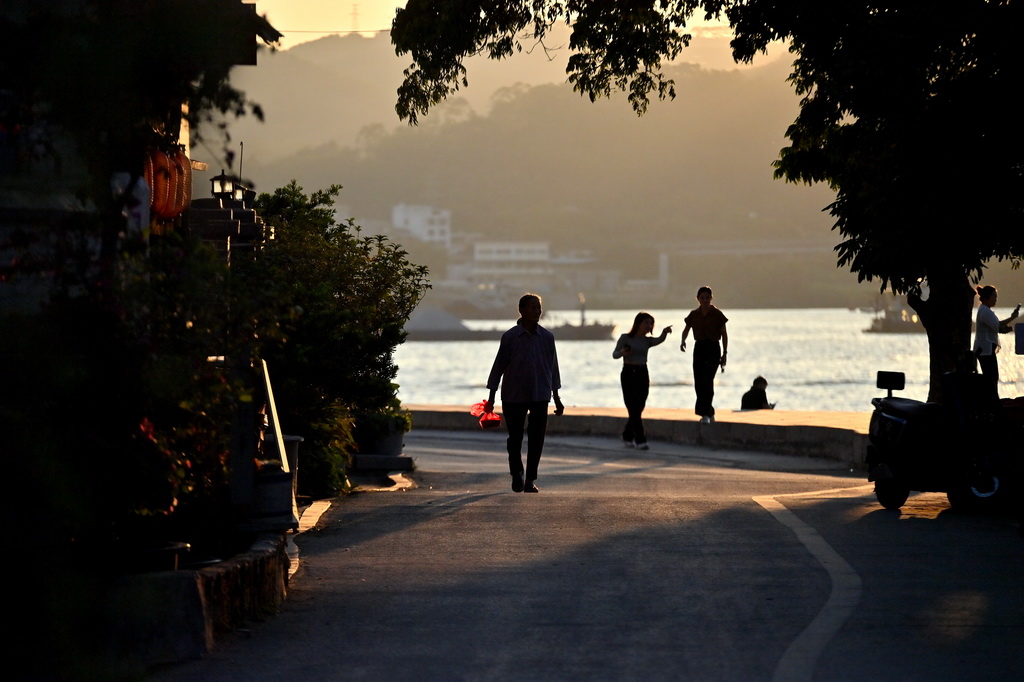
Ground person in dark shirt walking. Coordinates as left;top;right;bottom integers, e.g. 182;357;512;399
679;286;729;423
485;293;564;493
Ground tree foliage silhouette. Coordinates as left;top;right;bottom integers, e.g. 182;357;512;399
392;0;1024;399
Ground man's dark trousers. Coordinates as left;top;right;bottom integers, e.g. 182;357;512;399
503;401;548;481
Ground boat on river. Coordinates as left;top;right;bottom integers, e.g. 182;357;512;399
864;306;923;333
863;296;925;333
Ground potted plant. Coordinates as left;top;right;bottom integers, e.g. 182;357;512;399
353;397;412;457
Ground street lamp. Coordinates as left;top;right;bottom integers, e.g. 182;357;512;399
210;169;234;200
232;182;257;208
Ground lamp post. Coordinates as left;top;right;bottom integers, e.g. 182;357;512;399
230;182;257;209
210;169;234;201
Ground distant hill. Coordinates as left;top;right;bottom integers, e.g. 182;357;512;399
201;30;575;169
230;45;836;246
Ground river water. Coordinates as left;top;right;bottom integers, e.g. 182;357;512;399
394;308;1024;414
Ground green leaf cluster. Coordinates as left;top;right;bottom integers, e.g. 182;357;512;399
727;0;1024;294
253;182;430;495
393;0;709;123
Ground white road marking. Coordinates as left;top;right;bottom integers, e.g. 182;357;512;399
754;487;870;682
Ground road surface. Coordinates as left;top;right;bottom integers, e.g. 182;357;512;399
153;431;1023;681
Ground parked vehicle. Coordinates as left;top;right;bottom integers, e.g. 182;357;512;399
866;370;1022;511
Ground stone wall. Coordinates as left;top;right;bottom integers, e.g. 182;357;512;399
102;533;289;674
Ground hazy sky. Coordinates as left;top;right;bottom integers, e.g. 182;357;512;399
257;1;735;53
257;0;401;48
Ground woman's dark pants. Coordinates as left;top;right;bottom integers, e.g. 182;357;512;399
978;347;999;400
621;364;650;444
503;401;548;481
693;340;721;418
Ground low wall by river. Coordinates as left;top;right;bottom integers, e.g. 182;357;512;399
405;405;871;470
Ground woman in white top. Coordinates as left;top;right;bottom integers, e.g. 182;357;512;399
612;312;672;449
973;284;1019;399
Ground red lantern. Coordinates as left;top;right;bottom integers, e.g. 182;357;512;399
144;148;193;220
168;149;192;217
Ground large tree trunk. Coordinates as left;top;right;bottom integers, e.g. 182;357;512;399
907;267;976;403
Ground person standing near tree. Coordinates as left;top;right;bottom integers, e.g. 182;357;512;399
973;284;1019;399
612;312;672;449
485;293;564;493
679;286;729;424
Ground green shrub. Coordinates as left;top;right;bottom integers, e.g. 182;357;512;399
254;182;429;497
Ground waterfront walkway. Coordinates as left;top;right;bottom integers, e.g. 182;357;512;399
406;404;871;469
155;420;1024;681
132;405;873;676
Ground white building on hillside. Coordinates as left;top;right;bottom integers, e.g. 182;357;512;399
472;241;552;286
392;203;452;251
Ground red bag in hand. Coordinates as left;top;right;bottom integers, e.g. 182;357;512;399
470;400;502;429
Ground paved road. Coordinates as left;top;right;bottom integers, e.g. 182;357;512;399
153;431;1023;681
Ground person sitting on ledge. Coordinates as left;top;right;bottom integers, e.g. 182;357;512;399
741;376;775;410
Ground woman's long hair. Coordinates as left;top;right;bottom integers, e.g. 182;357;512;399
627;312;654;337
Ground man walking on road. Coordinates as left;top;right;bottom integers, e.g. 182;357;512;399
485;293;564;493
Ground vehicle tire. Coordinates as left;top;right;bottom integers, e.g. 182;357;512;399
947;474;1000;512
875;478;910;510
